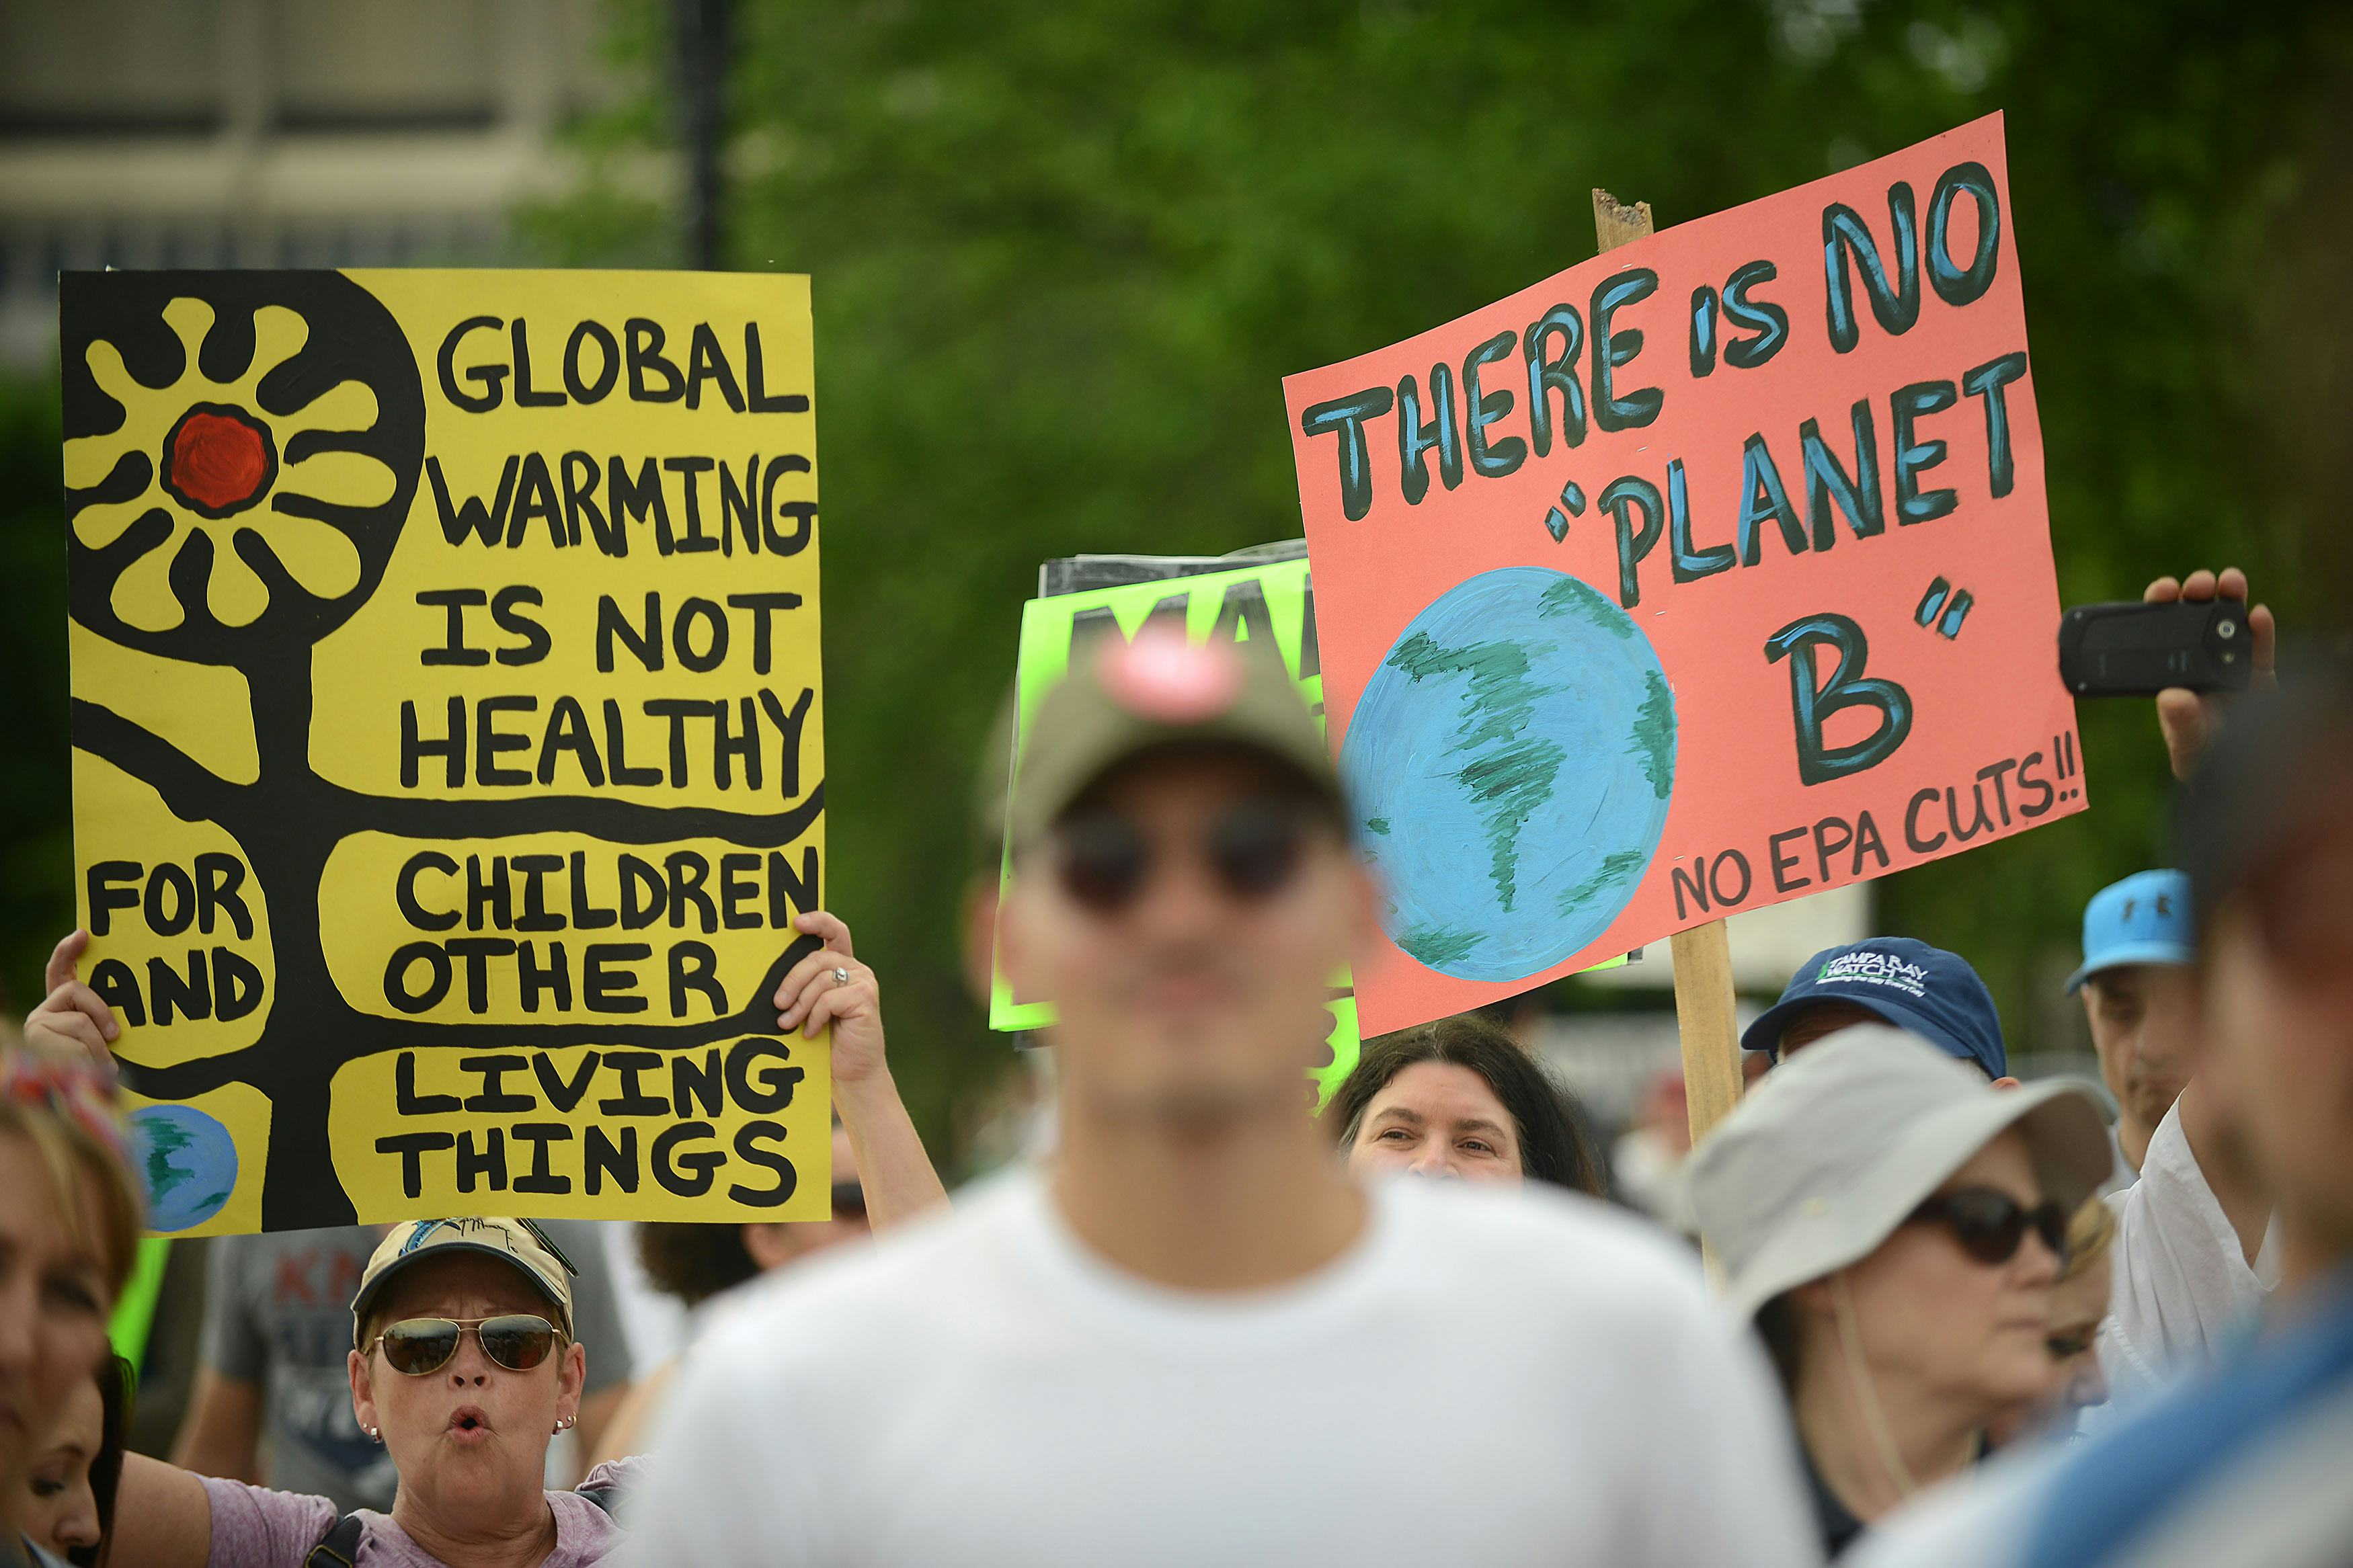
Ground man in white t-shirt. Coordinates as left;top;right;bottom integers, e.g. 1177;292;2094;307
627;629;1819;1568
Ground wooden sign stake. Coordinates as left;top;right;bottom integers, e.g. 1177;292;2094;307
1591;187;1746;1150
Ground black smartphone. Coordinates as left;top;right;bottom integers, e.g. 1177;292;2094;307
2057;600;2254;697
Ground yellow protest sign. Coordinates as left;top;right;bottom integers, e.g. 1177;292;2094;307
62;270;830;1233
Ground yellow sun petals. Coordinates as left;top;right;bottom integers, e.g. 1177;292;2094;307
208;547;270;628
111;536;185;632
69;497;156;552
68;296;398;634
253;513;364;600
285;379;379;438
282;450;397;509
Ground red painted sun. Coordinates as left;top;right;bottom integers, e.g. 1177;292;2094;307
64;298;394;632
163;405;276;517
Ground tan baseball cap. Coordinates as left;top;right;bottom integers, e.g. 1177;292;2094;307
350;1217;578;1348
1008;625;1339;850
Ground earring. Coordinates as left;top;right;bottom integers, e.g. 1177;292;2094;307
366;1427;380;1442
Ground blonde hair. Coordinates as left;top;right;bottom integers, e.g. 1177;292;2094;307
2059;1196;2117;1283
0;1097;143;1305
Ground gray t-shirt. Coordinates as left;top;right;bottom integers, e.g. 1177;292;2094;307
198;1221;633;1510
200;1458;639;1567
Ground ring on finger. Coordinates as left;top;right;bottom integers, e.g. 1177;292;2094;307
831;967;851;986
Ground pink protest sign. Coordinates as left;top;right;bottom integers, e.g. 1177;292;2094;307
1285;114;2081;1036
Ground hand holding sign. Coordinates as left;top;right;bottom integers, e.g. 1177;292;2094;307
773;911;886;1087
26;930;121;1067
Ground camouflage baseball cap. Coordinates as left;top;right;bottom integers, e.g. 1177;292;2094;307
1008;626;1339;850
351;1216;578;1348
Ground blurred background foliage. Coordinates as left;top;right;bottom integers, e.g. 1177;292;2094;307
5;0;2348;1162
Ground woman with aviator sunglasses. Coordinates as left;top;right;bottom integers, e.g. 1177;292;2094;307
108;1215;632;1568
1687;1026;2112;1559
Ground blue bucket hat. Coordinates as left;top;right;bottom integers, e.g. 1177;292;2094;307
1741;937;2007;1081
2065;869;2194;994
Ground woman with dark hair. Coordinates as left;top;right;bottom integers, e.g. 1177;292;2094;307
19;1356;133;1567
1329;1014;1602;1194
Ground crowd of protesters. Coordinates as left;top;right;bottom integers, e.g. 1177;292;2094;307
3;563;2348;1567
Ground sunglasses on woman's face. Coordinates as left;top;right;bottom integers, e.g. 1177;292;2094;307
1051;801;1318;915
368;1315;565;1376
1904;1187;2071;1268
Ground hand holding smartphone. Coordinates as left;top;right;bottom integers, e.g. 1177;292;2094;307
2058;597;2254;697
2057;567;2274;783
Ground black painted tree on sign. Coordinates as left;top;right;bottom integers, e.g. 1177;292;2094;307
63;271;820;1229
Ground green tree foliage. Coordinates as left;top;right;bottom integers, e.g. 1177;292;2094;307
3;0;2344;1151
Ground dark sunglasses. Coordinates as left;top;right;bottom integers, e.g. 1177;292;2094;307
1904;1188;2071;1268
831;1180;867;1220
1052;802;1318;914
368;1314;565;1376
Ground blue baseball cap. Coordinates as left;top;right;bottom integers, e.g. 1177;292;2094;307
1741;938;2007;1080
2065;870;2194;994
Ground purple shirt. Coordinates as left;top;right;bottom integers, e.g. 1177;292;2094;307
201;1458;640;1567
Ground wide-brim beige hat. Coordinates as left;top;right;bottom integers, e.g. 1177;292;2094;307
1687;1025;2112;1320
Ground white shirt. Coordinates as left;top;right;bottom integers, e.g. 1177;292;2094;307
625;1165;1820;1568
603;1221;691;1370
2098;1124;2136;1198
2085;1097;2274;1433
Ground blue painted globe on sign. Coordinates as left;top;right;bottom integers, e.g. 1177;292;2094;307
1341;567;1675;983
129;1104;238;1232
